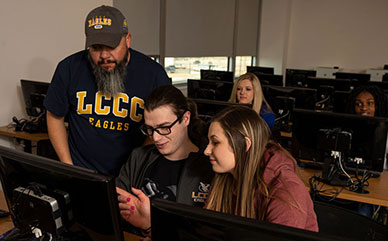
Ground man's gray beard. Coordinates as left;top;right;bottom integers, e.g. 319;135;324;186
88;52;128;97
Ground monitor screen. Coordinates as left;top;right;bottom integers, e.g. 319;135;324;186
20;79;50;117
190;98;249;123
285;69;316;87
292;109;388;174
200;69;234;82
151;199;343;241
305;77;352;91
247;66;275;75
187;79;234;101
0;146;123;241
262;85;318;110
334;72;370;83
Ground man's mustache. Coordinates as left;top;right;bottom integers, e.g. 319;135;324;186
98;59;117;65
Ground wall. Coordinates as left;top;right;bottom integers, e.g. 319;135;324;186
0;0;112;147
259;0;388;74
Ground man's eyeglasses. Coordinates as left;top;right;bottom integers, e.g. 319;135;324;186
140;115;183;136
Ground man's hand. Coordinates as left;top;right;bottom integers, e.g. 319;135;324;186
116;187;151;230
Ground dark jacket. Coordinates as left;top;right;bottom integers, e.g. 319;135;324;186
116;145;214;207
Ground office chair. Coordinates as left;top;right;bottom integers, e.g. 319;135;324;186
313;201;388;241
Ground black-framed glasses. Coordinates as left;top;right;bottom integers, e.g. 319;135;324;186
140;115;182;136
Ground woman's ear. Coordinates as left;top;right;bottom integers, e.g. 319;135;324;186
244;137;252;152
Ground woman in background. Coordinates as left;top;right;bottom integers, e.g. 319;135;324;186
229;72;275;130
346;84;388;218
204;106;318;232
346;84;388;117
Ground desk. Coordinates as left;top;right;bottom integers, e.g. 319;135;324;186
299;168;388;207
0;191;141;241
0;126;49;154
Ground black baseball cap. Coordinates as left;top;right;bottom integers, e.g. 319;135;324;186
85;5;128;49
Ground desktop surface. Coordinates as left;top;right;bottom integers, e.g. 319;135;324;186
299;168;388;207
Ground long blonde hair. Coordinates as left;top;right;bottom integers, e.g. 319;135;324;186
228;73;272;114
205;105;272;219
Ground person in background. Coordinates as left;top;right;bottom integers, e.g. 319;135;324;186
43;5;171;176
346;84;388;218
346;84;388;117
115;85;214;237
204;106;318;232
228;72;275;130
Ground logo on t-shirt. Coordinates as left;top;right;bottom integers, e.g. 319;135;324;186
192;182;210;203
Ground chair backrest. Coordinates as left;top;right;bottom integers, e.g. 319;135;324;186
314;201;388;241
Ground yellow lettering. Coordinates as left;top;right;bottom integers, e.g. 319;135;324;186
130;97;144;122
89;117;94;125
113;93;129;118
117;122;123;131
191;192;208;199
95;91;111;115
95;119;101;128
109;121;116;130
124;123;129;131
76;91;92;114
103;121;109;129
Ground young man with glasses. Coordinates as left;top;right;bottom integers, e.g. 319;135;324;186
115;85;214;236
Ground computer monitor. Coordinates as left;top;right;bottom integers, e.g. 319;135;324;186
305;77;352;91
200;69;234;82
187;79;234;101
332;90;351;113
368;81;388;93
292;109;388;175
190;98;249;123
20;79;50;117
334;72;370;84
0;146;123;241
151;199;344;241
285;69;316;87
256;73;284;86
247;66;275;75
262;85;318;110
383;73;388;82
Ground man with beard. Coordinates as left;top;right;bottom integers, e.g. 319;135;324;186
43;5;171;176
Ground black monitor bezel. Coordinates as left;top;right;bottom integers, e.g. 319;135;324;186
151;199;347;241
187;79;234;101
305;77;352;91
247;66;275;75
0;146;123;241
200;69;234;82
334;72;371;83
285;68;317;87
291;108;388;173
263;85;318;110
20;79;50;117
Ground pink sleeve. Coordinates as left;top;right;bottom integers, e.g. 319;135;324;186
263;170;318;232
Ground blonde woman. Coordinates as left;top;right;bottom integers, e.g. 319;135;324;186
204;106;318;232
229;72;275;130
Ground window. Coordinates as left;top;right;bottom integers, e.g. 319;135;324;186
165;57;229;84
235;56;254;77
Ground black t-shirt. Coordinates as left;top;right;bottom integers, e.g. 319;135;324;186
44;48;171;176
141;156;186;201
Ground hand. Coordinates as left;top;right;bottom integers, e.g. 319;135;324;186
116;187;151;230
